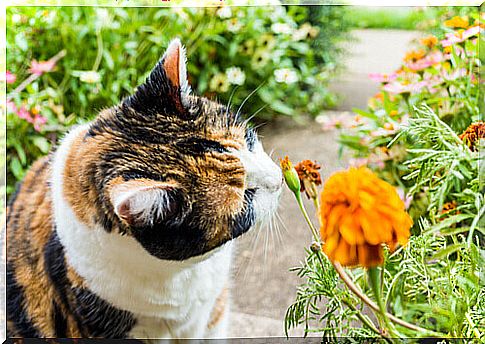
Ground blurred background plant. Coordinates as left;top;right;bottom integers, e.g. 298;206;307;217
5;5;351;196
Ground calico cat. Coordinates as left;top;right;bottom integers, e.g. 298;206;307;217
6;39;283;339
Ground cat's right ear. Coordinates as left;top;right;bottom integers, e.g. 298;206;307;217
109;179;181;228
124;39;191;115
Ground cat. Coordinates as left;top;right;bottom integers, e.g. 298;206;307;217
6;38;283;339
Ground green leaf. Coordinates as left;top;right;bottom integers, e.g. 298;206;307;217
270;100;294;116
32;136;51;154
431;243;467;261
10;157;24;180
13;143;27;165
103;50;114;70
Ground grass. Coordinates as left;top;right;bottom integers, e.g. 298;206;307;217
346;7;430;30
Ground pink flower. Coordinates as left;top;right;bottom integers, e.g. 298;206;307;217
383;80;427;94
29;59;56;76
405;51;443;72
349;157;368;167
33;114;47;132
6;71;17;84
368;72;397;83
17;106;31;120
442;67;467;81
441;26;482;47
396;187;413;210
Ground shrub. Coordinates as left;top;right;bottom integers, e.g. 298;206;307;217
6;5;350;195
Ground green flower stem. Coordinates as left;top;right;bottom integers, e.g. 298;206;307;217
295;192;320;244
368;267;401;338
333;262;448;338
341;298;387;340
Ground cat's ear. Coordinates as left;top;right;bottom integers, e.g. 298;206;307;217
160;38;190;97
124;38;191;114
109;180;180;227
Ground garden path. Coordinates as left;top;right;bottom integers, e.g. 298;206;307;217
229;28;422;338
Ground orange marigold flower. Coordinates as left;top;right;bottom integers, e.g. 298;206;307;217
459;121;485;152
294;160;322;199
420;35;438;48
404;49;426;63
444;16;469;29
319;167;413;268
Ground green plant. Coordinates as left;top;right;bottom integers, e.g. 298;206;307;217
6;5;350;196
284;11;484;340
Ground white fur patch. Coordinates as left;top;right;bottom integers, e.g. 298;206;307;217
111;184;172;227
234;141;282;223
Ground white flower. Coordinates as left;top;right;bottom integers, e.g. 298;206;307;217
274;68;298;84
271;22;293;35
95;9;110;29
12;14;22;24
79;71;101;84
225;67;246;85
217;7;232;19
226;18;242;33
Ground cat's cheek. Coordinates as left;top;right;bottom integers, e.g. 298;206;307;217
203;184;245;217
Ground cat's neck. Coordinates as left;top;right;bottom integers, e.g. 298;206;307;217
51;125;233;319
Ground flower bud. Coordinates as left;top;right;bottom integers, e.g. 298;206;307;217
279;156;301;195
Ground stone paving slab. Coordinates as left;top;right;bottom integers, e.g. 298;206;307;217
330;29;422;111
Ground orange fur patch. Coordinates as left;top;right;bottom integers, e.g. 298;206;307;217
208;287;229;330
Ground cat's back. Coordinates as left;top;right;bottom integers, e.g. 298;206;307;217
7;155;53;259
6;155;62;337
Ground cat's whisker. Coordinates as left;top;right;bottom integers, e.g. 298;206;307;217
243;104;268;127
236;83;264;119
275;211;289;235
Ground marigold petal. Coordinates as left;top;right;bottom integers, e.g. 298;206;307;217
357;244;383;267
339;212;365;245
333;239;358;267
323;204;347;239
323;230;340;255
359;211;382;245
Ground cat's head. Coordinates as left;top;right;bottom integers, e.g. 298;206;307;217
82;39;282;260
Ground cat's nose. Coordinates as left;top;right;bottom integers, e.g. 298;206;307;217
261;170;283;193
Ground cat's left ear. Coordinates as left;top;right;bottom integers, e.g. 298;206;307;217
160;38;191;99
125;38;191;113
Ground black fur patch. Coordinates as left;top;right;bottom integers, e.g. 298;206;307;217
230;188;256;238
44;231;136;338
131;188;256;261
6;263;41;337
52;301;68;337
72;287;136;338
44;231;87;337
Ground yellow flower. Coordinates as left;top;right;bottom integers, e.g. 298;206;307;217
209;73;230;93
444;16;469;29
403;49;426;63
319;167;412;268
420;35;438;48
